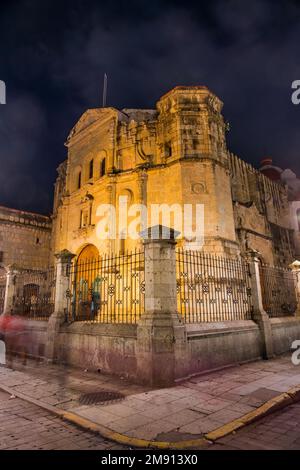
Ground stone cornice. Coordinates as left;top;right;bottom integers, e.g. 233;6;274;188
0;205;52;231
0;218;52;232
65;108;120;148
237;227;272;240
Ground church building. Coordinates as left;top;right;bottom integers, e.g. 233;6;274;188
51;86;294;266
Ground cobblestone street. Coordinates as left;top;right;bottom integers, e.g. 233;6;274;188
210;401;300;450
0;390;126;450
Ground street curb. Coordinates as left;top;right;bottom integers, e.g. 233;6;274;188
0;383;208;450
205;391;294;442
1;381;300;449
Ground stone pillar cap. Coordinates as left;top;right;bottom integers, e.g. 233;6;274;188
246;249;261;260
139;225;180;241
55;249;76;262
4;263;20;274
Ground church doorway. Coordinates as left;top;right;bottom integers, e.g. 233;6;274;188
73;244;100;321
77;244;99;262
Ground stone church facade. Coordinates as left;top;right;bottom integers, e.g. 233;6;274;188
51;86;294;266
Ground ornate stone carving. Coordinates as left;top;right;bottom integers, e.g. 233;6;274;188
191;182;207;194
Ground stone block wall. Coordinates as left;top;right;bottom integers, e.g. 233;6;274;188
184;321;263;378
56;323;137;379
0;205;52;270
270;317;300;355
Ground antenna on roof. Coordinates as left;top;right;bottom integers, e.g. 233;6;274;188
102;73;107;107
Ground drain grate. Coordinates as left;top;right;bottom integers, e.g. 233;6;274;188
79;389;125;406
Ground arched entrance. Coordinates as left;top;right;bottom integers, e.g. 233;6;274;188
22;283;40;316
77;244;99;262
73;244;100;321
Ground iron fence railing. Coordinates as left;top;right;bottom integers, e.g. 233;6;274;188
176;249;253;323
12;268;56;320
66;249;145;324
259;264;298;317
0;273;6;314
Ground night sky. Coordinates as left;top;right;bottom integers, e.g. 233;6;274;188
0;0;300;214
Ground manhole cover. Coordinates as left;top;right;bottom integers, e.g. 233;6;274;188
248;387;279;402
79;390;125;406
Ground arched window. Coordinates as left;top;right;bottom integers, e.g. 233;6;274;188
89;159;94;179
100;158;106;177
164;141;172;158
297;208;300;231
77;171;82;189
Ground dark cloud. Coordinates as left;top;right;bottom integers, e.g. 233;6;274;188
0;0;300;213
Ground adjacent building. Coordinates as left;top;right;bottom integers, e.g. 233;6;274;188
0;205;52;313
260;158;300;259
0;205;52;270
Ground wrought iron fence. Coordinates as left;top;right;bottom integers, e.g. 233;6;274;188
66;249;145;324
0;271;6;314
259;264;298;317
12;268;56;320
176;249;253;323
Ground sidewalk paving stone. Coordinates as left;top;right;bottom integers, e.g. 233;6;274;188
1;353;300;443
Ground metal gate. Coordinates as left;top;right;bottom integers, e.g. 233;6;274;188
66;249;145;324
0;269;6;314
13;268;56;320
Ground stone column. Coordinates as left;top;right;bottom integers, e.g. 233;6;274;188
247;250;274;359
45;249;75;362
2;265;18;315
136;225;187;386
136;170;148;251
289;260;300;317
106;178;117;254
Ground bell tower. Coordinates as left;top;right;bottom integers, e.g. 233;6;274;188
156;86;238;255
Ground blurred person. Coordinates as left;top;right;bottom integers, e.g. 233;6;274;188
0;315;8;365
1;314;28;368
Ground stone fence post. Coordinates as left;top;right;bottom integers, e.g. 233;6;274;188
289;260;300;317
136;225;187;386
2;265;19;315
247;250;274;359
45;249;75;362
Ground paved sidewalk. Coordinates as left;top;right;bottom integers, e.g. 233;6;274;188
0;355;300;443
